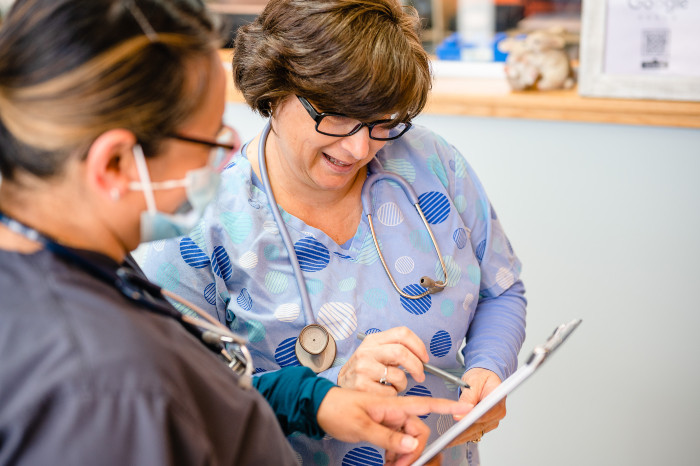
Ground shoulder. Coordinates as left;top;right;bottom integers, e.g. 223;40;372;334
376;124;465;190
377;124;458;170
0;251;291;464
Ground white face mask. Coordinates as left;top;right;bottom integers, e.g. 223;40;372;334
129;144;220;242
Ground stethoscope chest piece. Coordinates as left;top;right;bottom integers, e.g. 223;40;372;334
295;324;336;373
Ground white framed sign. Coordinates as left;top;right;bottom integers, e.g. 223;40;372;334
579;0;700;101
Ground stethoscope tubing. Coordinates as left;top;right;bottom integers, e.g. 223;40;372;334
257;120;449;314
257;121;316;324
254;119;453;372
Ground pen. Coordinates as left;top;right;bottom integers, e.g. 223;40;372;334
356;332;470;389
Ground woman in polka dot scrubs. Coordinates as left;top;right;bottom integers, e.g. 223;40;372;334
139;1;527;464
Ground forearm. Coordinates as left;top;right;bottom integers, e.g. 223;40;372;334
463;279;527;381
252;366;336;438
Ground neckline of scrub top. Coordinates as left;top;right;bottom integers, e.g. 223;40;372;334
239;140;374;259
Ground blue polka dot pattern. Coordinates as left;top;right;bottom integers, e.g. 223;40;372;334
355;235;380;265
405;385;432;419
334;252;352;260
409;229;433;253
342;446;383;466
179;237;209;269
274;337;301;367
467;264;481;285
418;191;450;224
384;158;416;183
376;202;404;226
188;223;207;252
203;283;216;305
338;277;357;292
441;299;455;317
236;288;252;311
295;236;330;272
156;263;180;293
476;239;486;262
253;367;267;374
365;328;381;335
212;246;232;281
400;284;431;315
264;271;288;294
264;244;279;260
453;228;468;249
453;154;469;178
430;330;452;357
363;288;388;309
220;211;253;244
454;195;467;214
245;320;266;342
428;154;449;188
436;255;462;287
477;199;488;222
306;279;323;295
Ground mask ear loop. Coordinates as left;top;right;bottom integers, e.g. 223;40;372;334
131;144;159;215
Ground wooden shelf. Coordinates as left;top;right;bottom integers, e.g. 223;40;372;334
428;76;700;128
218;51;700;129
206;1;265;15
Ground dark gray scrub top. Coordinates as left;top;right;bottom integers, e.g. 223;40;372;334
0;247;297;465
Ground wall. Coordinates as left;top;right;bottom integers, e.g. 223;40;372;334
224;102;700;466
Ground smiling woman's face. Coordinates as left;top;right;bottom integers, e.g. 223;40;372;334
268;95;389;194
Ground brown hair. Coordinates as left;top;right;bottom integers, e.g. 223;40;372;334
232;0;431;124
0;0;219;183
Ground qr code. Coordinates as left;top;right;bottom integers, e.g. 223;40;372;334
642;29;669;56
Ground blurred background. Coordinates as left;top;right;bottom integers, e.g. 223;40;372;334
205;0;582;59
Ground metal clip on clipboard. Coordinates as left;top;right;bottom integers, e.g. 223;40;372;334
412;318;582;466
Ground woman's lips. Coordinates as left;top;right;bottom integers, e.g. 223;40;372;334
323;152;353;169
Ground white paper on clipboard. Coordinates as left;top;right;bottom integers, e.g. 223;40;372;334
412;319;582;466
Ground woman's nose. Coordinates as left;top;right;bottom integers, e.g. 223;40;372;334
340;126;371;160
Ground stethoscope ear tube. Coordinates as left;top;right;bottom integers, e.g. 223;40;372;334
361;166;448;299
257;121;337;372
366;206;447;300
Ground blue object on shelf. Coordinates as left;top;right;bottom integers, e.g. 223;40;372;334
435;32;462;61
493;32;508;62
435;31;514;62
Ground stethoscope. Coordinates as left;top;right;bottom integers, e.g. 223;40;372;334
0;210;254;388
257;121;448;373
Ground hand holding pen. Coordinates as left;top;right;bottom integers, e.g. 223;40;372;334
355;331;470;390
336;327;431;395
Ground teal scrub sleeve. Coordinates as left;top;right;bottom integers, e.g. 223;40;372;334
252;366;337;439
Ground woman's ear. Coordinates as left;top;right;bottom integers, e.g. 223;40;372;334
84;129;138;201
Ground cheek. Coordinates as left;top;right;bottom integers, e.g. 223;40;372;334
371;140;388;152
366;139;388;159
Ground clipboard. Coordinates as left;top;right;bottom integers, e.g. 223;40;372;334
412;318;582;466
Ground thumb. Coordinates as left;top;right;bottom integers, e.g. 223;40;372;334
453;402;474;421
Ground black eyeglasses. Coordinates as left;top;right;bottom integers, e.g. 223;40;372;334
169;125;239;171
297;96;411;141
